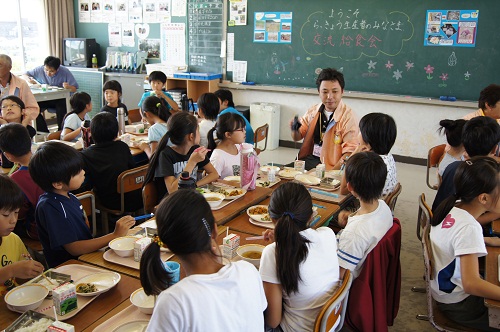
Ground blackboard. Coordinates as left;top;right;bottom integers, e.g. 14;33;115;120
227;0;500;101
188;0;223;73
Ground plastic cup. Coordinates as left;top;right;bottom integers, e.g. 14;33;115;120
41;84;47;92
294;160;305;173
164;261;180;284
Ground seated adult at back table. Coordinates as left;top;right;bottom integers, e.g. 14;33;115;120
23;56;78;131
81;112;142;212
214;89;254;144
290;68;359;171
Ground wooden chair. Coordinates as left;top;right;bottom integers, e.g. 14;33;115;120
96;165;148;233
76;191;97;237
46;130;62;140
128;108;142;123
416;225;482;332
412;193;433;293
253;123;269;155
142;181;159;215
314;270;353;332
426;144;446;190
384;182;402;213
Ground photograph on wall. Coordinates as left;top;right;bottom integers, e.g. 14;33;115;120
102;1;115;23
158;1;171;22
128;0;143;22
253;12;292;43
122;22;135;46
115;1;128;23
139;38;160;58
108;23;122;46
79;0;91;22
229;0;247;26
424;9;478;47
91;0;103;22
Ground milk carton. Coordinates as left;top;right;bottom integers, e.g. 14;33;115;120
52;283;77;316
47;321;75;332
222;233;240;259
134;237;152;262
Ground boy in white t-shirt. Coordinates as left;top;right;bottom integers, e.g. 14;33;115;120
337;152;393;279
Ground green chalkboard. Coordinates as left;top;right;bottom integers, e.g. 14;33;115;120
227;0;500;101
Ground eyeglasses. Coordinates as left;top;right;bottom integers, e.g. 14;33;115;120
0;104;20;110
233;128;246;133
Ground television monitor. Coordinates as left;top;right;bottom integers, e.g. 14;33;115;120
62;38;100;68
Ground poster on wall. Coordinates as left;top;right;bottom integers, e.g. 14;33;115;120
172;0;186;17
128;0;143;23
91;0;103;22
160;23;186;64
228;0;247;26
143;0;157;22
79;0;91;22
424;9;478;47
253;12;292;43
139;38;160;58
157;0;171;22
115;1;128;23
122;22;135;46
108;23;122;46
102;0;116;23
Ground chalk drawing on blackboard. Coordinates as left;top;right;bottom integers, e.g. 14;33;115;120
439;73;448;87
385;61;394;71
367;60;376;71
393;69;402;83
464;71;471;80
300;10;414;61
424;65;434;80
448;52;457;66
405;61;414;71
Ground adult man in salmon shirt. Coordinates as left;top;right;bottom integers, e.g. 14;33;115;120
290;68;359;170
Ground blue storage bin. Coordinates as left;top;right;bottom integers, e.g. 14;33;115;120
190;73;222;80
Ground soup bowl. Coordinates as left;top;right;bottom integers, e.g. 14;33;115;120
236;244;265;268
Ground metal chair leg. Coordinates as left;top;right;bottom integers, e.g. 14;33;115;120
416;314;429;321
411;286;426;293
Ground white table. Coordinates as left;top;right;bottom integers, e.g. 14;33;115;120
32;88;71;113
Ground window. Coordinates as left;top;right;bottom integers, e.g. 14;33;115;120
0;0;48;73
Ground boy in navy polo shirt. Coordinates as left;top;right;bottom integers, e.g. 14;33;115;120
29;142;136;267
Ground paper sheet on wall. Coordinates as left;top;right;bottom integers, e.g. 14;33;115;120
143;0;157;22
172;0;186;17
115;1;128;23
128;0;143;22
157;0;171;22
122;23;135;47
108;23;122;46
160;23;186;64
79;0;91;22
90;0;103;22
101;1;116;23
227;33;235;71
229;0;247;26
233;60;247;82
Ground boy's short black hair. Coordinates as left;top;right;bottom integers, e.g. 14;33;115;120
91;112;118;144
359;113;397;155
315;68;345;91
0;175;24;212
197;93;219;121
43;56;61;70
345;152;387;202
29;141;84;192
1;95;25;110
148;71;167;84
103;80;123;94
462;116;500;157
478;84;500;111
0;123;32;157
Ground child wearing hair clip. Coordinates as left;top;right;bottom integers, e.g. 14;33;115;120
135;96;169;159
140;190;267;331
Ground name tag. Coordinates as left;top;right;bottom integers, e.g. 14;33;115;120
313;144;322;157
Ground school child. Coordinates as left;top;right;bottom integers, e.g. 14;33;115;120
29;141;136;267
431;157;500;331
81;112;141;212
101;80;129;123
197;93;219;147
0;123;44;239
61;92;92;142
337;152;393;279
207;112;254;179
137;71;179;113
214;89;254;144
339;112;397;198
0;175;44;296
438;119;466;181
143;112;219;201
259;182;340;331
140;189;267;331
134;96;169;159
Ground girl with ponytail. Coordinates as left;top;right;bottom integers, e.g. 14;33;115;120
134;96;170;158
437;119;467;181
430;156;500;330
259;182;340;331
140;190;266;331
143;111;218;202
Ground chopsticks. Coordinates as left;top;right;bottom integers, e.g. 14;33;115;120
23;253;54;284
42;271;55;285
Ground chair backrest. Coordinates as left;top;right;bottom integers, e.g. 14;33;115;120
116;164;148;212
128;108;142;123
254;123;269;154
76;191;97;237
314;270;353;332
46;130;62;141
142;181;159;214
426;144;446;190
417;193;433;242
384;182;402;212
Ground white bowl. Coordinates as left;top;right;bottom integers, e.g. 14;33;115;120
203;193;225;208
236;244;265;268
109;236;137;257
130;288;155;314
5;284;49;312
260;165;280;174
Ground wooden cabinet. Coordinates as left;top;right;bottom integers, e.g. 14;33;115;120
165;78;219;102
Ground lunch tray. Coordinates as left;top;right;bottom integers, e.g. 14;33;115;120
308;188;347;204
8;264;111;321
93;304;151;332
104;249;173;270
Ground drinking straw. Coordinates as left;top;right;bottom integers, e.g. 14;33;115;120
245;235;265;240
53;306;58;321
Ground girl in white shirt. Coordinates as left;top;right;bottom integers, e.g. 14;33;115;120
208;112;255;179
135;96;170;159
197;93;219;147
431;157;500;331
61;92;91;142
260;182;340;332
140;190;267;332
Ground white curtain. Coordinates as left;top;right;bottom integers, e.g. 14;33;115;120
44;0;75;58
